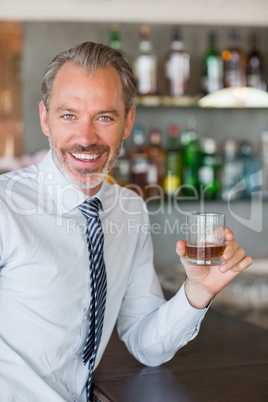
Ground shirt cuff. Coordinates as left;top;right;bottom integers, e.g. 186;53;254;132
157;282;210;349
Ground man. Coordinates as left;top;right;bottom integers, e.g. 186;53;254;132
0;42;252;402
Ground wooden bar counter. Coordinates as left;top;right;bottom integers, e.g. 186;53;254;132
93;308;268;401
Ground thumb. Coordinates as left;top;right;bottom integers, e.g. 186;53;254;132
176;240;186;257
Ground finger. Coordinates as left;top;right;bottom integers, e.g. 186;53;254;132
220;247;246;272
224;227;234;242
176;240;186;257
232;255;253;272
223;239;239;260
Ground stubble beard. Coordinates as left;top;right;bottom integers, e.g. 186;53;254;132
47;131;124;190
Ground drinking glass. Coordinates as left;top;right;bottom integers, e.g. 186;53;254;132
186;212;225;266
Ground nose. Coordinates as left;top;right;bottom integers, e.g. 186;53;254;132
75;118;98;147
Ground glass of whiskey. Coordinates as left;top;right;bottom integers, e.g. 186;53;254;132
186;212;225;266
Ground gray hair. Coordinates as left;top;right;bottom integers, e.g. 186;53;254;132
41;41;137;116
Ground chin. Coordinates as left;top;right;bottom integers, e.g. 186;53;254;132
66;170;108;190
51;145;115;190
74;176;104;190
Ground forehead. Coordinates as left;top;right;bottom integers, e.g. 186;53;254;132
48;62;127;114
51;62;124;99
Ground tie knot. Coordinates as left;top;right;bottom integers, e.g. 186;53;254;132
78;198;102;220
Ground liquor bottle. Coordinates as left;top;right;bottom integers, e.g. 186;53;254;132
164;26;190;96
109;24;122;53
247;32;266;90
202;31;223;94
147;126;165;198
109;144;130;187
238;140;261;199
181;118;200;196
222;29;246;88
130;124;149;198
260;131;268;199
198;137;221;199
163;123;183;197
221;138;242;201
134;25;157;96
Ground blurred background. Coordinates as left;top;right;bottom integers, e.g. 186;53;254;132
1;0;268;327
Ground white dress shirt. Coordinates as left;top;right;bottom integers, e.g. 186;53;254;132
0;151;207;402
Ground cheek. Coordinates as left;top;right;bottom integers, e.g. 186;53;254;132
49;122;76;143
108;140;122;156
108;127;125;147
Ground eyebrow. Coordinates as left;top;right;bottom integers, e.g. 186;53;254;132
55;106;120;117
55;106;78;114
98;109;120;117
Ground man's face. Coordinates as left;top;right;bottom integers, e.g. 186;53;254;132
39;62;135;195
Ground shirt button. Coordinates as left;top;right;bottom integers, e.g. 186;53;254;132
73;354;78;359
84;314;89;320
72;393;77;400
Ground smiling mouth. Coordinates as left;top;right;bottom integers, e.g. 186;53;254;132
71;153;101;161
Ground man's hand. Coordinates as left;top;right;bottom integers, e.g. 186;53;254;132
176;227;253;309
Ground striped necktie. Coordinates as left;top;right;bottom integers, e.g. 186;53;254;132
78;198;107;402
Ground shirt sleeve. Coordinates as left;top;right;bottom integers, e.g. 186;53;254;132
0;198;9;269
116;207;209;367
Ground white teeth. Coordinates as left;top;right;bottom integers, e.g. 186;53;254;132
72;153;100;161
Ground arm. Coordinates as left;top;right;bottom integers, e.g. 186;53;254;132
176;227;253;309
117;211;208;367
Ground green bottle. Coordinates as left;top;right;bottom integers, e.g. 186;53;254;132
109;24;122;53
202;31;223;94
198;137;221;199
164;123;183;197
181;119;200;196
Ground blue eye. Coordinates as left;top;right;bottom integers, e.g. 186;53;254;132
64;114;75;120
100;116;111;121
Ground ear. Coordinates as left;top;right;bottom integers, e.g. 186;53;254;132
123;105;136;140
39;101;50;137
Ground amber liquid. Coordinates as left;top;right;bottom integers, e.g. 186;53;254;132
186;243;225;265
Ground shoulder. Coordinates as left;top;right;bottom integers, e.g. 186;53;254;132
0;164;39;201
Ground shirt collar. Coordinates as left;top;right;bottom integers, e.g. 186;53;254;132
37;150;107;215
